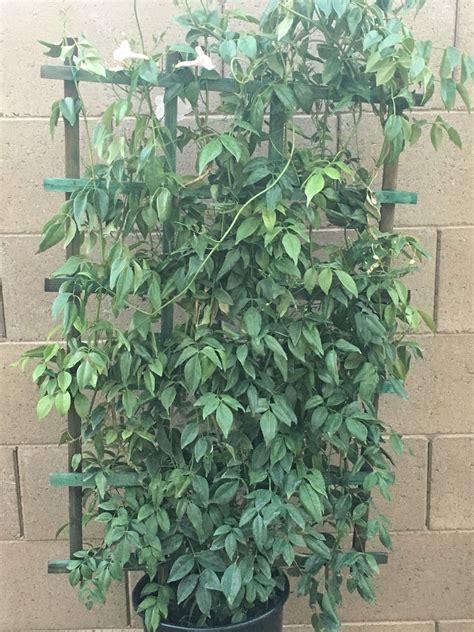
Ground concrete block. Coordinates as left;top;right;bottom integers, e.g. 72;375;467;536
456;0;474;52
0;447;20;540
0;235;61;341
0;119;66;234
18;444;68;541
438;623;474;632
374;437;428;531
380;334;474;434
0;343;62;444
0;540;128;630
284;531;473;624
430;436;474;530
436;227;474;333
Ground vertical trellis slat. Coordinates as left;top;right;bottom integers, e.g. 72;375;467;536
161;52;179;339
268;97;286;160
63;41;83;557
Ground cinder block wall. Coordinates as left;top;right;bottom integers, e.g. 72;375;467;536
0;1;472;631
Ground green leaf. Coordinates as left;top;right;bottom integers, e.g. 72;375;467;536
37;395;54;419
418;309;437;333
138;60;159;84
236;216;260;244
221;563;242;606
238;35;257;59
59;97;78;126
181;422;199;449
319;268;333;295
243;307;262;337
456;82;471;112
384;114;402;142
430;123;443;150
293;82;314;114
74;392;90;418
196;580;212;615
57;370;72;392
49;100;60;137
441;78;456;110
282;233;301;265
55;391;71;416
305;172;325;205
184;354;201;394
177;574;199;604
332;0;349;17
447;125;462;149
38;221;65;252
276;15;294;40
219;39;237;62
363;30;382;51
264;335;287;359
346;418;368;443
260;411;277;446
273;84;297;110
198;138;222;173
252;514;267;549
304;268;318;293
216;403;233;438
168;554;195;583
299;481;323;522
220;134;242;161
389;432;404;455
335;270;358;296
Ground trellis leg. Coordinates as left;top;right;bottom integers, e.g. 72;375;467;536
379;159;399;233
64;42;83;556
353;154;400;554
161;52;178;339
268;97;286;161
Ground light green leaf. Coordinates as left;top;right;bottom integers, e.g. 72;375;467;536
335;270;358;296
198;138;222;173
55;391;71;415
319;268;333;295
305;171;325;205
282;233;301;265
220;134;242;161
236;216;260;244
237;35;257;59
216;403;233;437
37;395;54;419
304;268;318;293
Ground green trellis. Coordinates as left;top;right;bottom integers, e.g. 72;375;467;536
40;53;417;574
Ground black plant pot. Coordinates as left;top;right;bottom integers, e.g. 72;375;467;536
132;574;290;632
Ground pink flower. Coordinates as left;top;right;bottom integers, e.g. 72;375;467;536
113;40;148;66
175;46;215;71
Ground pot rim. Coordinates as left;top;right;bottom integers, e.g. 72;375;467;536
132;572;290;631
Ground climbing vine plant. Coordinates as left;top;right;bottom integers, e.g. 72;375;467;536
22;0;472;630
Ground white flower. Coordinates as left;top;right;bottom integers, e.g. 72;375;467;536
113;40;148;65
154;95;192;121
175;46;216;71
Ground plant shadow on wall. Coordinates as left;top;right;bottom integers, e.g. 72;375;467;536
18;0;472;630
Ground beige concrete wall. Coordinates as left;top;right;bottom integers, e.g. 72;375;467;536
0;0;472;630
